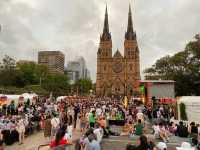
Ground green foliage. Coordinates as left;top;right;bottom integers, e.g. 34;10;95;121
0;56;70;95
2;55;15;70
42;74;70;95
179;103;188;121
17;62;49;85
24;85;48;95
74;79;92;95
144;34;200;96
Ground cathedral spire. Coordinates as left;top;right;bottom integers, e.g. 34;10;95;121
125;4;135;40
101;5;111;41
127;4;133;32
103;5;109;34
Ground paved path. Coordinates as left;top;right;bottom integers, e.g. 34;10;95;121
4;131;188;150
5;132;46;150
5;131;81;150
4;120;190;150
101;136;184;150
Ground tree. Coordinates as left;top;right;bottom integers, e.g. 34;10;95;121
144;34;200;96
0;55;17;86
2;55;16;70
75;79;92;95
17;62;49;86
42;74;70;95
0;68;25;87
17;62;38;85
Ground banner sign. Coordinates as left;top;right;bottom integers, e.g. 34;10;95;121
160;98;176;103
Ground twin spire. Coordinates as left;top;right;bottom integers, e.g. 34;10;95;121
101;4;135;41
103;5;109;34
127;4;134;35
125;4;136;40
101;5;111;41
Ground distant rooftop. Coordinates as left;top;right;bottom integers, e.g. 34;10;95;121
38;51;64;55
140;80;175;83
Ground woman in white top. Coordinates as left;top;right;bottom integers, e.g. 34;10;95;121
153;123;160;138
16;117;26;144
50;115;60;139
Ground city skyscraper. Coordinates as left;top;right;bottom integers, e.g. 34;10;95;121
38;51;65;74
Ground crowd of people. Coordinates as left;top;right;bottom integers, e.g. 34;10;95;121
0;96;199;150
42;97;200;150
0;98;43;147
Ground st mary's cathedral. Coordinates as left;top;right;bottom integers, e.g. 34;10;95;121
96;5;141;97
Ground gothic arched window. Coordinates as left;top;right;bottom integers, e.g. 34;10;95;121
129;64;133;71
105;52;108;57
104;65;107;71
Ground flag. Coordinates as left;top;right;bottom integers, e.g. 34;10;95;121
123;96;128;108
140;85;145;94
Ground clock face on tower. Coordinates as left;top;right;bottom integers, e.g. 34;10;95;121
112;62;123;73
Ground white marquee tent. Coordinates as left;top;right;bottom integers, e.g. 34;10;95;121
177;96;200;123
0;93;38;105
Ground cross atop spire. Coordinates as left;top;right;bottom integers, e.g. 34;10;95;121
101;5;111;41
125;4;136;40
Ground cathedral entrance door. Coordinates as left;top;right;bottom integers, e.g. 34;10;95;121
111;81;125;96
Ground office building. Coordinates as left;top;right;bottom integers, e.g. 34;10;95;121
38;51;65;74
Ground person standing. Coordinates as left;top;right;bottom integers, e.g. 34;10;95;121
89;111;96;128
147;106;152;122
44;115;52;141
16;117;26;145
67;121;73;142
73;104;80;130
80;111;86;133
88;133;101;150
93;123;103;143
51;114;60;139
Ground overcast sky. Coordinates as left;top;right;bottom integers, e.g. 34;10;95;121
0;0;200;81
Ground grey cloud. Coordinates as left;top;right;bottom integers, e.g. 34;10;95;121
0;0;200;81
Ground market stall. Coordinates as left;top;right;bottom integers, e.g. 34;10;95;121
0;93;38;106
0;95;8;106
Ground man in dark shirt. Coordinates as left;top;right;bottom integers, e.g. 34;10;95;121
73;104;80;129
177;121;188;137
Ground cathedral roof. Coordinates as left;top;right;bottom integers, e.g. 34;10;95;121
113;50;123;58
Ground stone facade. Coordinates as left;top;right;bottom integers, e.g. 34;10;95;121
96;5;141;97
